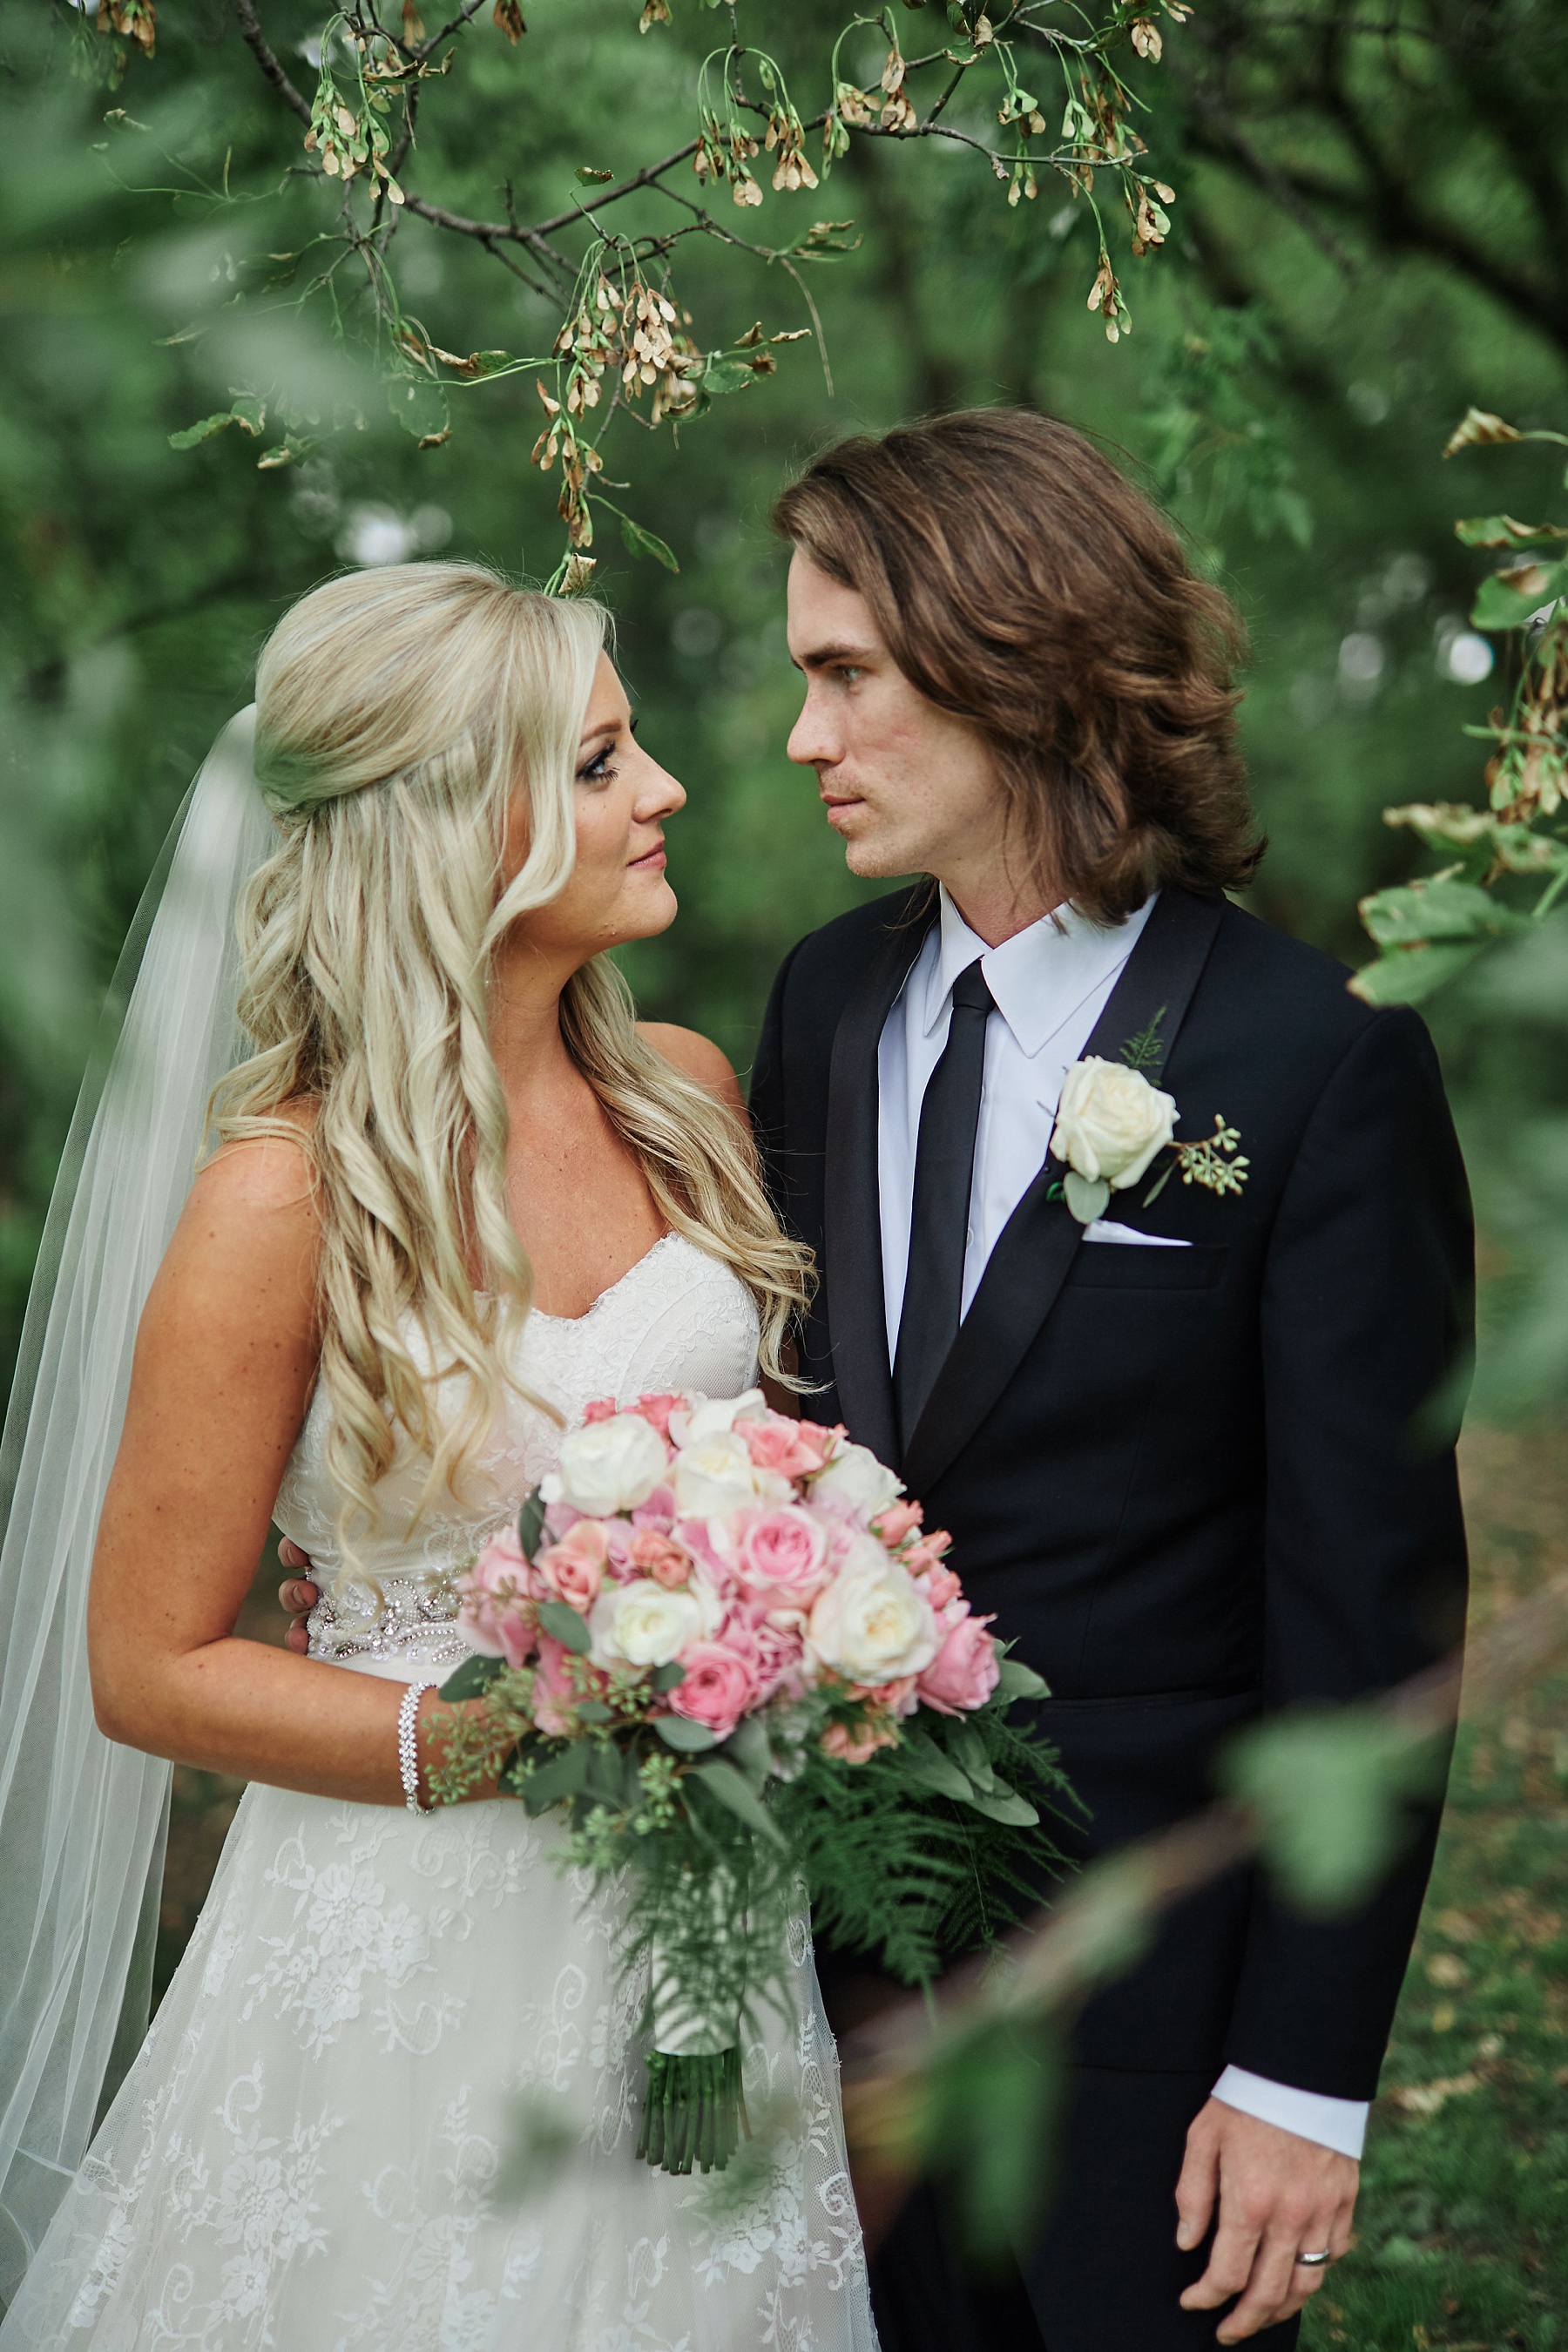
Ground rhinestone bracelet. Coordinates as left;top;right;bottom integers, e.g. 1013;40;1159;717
397;1678;443;1815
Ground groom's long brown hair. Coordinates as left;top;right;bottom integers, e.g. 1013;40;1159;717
772;409;1261;923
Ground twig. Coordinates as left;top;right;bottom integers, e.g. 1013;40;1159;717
229;0;313;125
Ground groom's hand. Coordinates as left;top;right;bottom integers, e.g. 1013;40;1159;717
277;1538;319;1653
1175;2099;1357;2342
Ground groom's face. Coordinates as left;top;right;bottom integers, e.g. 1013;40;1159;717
784;552;1004;886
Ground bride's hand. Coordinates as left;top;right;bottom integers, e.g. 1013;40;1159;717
277;1538;319;1654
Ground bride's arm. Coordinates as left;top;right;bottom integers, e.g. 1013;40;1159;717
87;1132;489;1808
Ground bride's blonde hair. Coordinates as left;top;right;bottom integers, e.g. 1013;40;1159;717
214;561;810;1545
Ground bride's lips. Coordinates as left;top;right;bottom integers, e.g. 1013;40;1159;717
628;840;667;872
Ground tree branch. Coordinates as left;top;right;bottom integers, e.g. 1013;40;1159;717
230;0;312;126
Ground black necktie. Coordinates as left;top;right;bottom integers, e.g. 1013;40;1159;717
892;958;994;1450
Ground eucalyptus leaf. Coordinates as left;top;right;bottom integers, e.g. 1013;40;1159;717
949;1722;997;1793
693;1760;788;1849
517;1487;546;1563
519;1742;591;1814
655;1715;719;1753
652;1659;687;1692
437;1652;503;1702
895;1730;974;1802
575;1698;614;1722
536;1598;591;1654
993;1657;1051;1702
961;1788;1040;1828
1063;1172;1110;1226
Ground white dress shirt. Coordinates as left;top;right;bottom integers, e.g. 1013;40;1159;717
875;886;1368;2162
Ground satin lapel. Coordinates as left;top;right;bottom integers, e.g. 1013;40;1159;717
822;899;936;1470
900;888;1227;1498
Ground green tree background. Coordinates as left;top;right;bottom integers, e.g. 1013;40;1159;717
3;4;1567;2342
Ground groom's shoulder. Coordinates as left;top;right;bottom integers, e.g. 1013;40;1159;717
1205;896;1406;1061
772;885;930;1003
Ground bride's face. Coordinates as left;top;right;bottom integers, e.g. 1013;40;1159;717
502;653;686;959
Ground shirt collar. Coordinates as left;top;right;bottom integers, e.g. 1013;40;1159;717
920;885;1157;1059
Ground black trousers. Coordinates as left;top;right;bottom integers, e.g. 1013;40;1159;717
864;2066;1303;2352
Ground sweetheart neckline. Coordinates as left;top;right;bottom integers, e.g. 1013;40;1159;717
525;1230;684;1328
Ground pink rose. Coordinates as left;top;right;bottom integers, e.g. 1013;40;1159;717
582;1396;618;1424
542;1498;585;1541
905;1531;955;1580
821;1717;899;1766
628;1528;695;1587
458;1527;537;1669
667;1639;760;1741
631;1484;678;1530
737;1505;831;1603
848;1673;920;1717
534;1519;609;1612
673;1517;740;1597
740;1413;835;1479
916;1612;1000;1715
632;1393;684;1441
921;1564;963;1612
530;1635;575;1736
872;1500;925;1546
747;1610;808;1704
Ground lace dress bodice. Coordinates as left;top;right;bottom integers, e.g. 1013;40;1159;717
276;1233;760;1679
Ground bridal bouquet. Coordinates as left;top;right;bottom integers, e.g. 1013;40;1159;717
429;1389;1067;2175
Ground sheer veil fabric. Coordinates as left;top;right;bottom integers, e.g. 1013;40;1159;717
0;712;275;2305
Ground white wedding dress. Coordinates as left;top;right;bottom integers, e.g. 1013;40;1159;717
2;1235;877;2352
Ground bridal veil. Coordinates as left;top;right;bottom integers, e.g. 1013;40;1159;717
0;713;274;2305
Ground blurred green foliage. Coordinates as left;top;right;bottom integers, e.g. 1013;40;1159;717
3;0;1568;1416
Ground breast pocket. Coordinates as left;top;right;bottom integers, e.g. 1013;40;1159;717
1066;1242;1227;1291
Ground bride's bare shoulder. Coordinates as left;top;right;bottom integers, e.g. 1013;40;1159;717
166;1103;324;1337
638;1024;744;1119
199;1100;321;1216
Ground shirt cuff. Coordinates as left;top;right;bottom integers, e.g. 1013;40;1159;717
1211;2066;1369;2160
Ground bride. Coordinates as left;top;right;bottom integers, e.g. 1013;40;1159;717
0;564;877;2349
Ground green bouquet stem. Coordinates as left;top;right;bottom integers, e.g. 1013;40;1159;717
636;2046;748;2175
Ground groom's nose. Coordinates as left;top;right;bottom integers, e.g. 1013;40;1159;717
786;681;839;772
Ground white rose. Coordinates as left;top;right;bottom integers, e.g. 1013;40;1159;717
541;1411;669;1518
589;1569;723;1669
667;1389;767;1448
809;1440;903;1521
806;1534;940;1686
1050;1056;1177;1191
671;1428;791;1516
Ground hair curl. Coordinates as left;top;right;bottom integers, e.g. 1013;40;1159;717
772;409;1261;922
214;562;809;1571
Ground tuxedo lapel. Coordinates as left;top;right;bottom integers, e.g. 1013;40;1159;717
822;896;936;1470
900;888;1227;1498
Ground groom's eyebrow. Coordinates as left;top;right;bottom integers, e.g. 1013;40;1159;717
793;639;880;672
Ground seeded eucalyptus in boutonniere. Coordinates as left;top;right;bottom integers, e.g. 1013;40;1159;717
1047;1010;1250;1227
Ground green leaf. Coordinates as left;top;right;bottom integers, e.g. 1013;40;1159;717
1348;942;1489;1006
1470;556;1567;632
1063;1171;1110;1226
437;1652;503;1702
697;355;757;397
652;1659;686;1692
961;1787;1041;1827
517;1488;545;1563
655;1715;719;1752
167;413;238;450
693;1760;789;1848
897;1727;975;1801
575;166;614;184
227;390;267;436
519;1742;591;1813
1223;1706;1449;1916
1357;876;1531;950
993;1657;1051;1702
386;375;449;442
575;1698;614;1722
1454;513;1568;550
949;1722;997;1792
1119;1007;1166;1072
618;513;679;571
536;1598;591;1654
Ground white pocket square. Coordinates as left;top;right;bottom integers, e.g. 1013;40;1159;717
1083;1220;1192;1248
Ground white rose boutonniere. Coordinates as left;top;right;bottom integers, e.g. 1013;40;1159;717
1050;1013;1249;1226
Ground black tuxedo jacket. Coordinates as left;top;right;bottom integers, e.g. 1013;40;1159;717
750;883;1472;2099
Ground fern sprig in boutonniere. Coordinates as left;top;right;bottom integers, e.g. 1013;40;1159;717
1046;1008;1249;1226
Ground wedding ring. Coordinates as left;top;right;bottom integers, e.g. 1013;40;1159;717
1294;2250;1332;2268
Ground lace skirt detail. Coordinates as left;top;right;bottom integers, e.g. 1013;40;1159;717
2;1788;875;2352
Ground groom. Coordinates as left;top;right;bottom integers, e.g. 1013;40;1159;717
749;409;1471;2349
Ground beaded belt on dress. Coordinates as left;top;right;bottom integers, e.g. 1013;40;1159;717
306;1570;471;1670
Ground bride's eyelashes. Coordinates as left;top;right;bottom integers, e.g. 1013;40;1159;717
577;746;620;787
